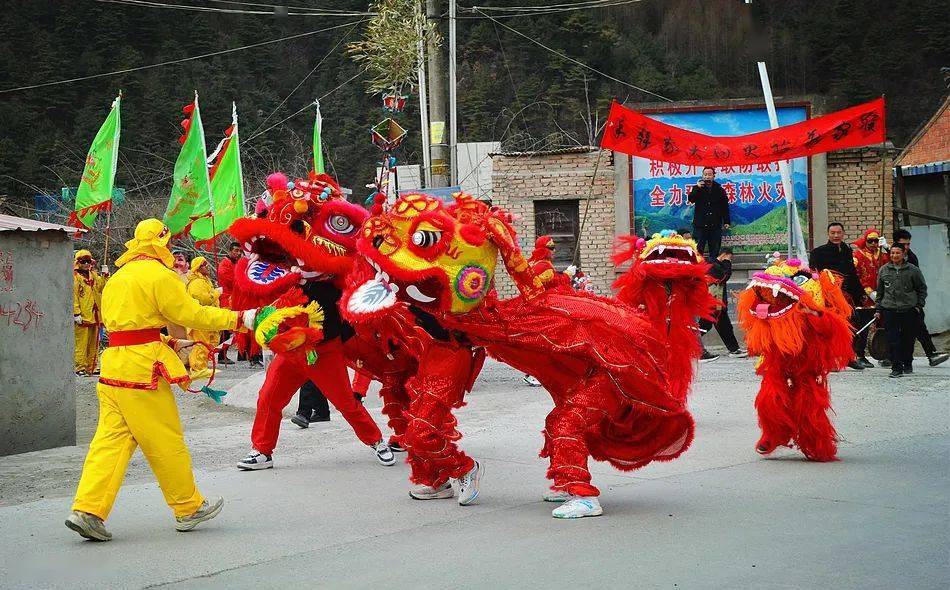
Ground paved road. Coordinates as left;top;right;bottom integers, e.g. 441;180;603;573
1;356;948;589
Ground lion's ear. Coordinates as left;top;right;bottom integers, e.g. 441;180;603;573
818;269;852;316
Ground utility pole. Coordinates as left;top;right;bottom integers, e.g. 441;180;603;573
448;0;458;186
426;0;449;187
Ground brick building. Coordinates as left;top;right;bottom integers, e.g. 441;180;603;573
490;144;894;296
490;147;619;297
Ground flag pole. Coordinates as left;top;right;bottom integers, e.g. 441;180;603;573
103;90;121;269
758;62;807;260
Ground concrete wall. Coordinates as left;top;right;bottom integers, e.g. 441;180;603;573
904;224;950;333
0;230;76;455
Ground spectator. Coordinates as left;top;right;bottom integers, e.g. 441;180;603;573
687;166;730;259
73;250;107;376
808;222;866;371
892;229;949;367
875;243;928;377
699;247;747;359
172;250;190;283
851;229;888;368
215;242;242;366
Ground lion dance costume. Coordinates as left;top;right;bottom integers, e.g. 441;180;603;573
67;219;246;541
343;192;694;518
612;230;718;402
738;259;854;461
228;172;394;470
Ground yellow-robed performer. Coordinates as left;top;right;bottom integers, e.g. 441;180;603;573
66;219;253;542
73;250;107;375
185;256;221;380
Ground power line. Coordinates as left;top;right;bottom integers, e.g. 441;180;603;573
0;20;368;94
96;0;374;17
460;0;643;19
249;22;360;136
473;7;672;102
244;69;366;144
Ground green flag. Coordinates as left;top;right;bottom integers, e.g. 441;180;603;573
313;100;325;174
69;95;121;229
164;93;211;236
192;103;246;245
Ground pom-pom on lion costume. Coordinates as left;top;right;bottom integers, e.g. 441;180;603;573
738;259;854;461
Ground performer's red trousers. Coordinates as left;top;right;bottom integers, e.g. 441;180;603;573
403;345;476;487
251;340;383;455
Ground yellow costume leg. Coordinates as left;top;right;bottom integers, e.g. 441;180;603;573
84;326;100;373
74;326;92;372
117;381;205;518
188;329;213;379
72;381;204;519
72;383;138;520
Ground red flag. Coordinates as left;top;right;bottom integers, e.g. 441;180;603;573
601;97;885;166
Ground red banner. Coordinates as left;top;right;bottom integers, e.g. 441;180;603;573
601;97;885;166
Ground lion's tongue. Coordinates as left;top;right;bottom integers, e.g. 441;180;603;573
755;303;771;319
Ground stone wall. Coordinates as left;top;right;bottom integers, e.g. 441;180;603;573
490;149;615;297
825;146;896;243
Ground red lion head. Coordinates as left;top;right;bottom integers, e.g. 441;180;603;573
229;171;369;308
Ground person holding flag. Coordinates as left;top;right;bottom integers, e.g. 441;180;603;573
66;219;255;542
73;249;107;376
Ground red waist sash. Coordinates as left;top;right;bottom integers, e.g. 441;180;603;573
108;328;163;347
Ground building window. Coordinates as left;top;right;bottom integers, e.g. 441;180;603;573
534;200;579;268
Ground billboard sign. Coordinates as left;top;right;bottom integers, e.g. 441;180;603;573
631;105;810;252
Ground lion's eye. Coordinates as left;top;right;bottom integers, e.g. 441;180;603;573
412;230;442;248
792;274;808;286
327;215;355;235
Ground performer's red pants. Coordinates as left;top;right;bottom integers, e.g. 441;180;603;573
403;345;476;487
251;341;383;455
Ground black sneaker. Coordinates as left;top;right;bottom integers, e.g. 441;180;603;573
903;365;913;374
389;440;406;453
889;369;903;378
928;353;949;367
857;357;874;369
291;413;309;429
309;413;331;423
880;359;892;368
699;351;719;363
847;360;865;371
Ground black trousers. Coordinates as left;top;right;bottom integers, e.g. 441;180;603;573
882;309;918;370
297;380;330;419
852;308;875;356
915;309;937;357
699;301;740;352
692;225;722;260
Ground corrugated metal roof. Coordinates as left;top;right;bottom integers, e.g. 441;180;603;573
894;161;950;177
0;213;84;234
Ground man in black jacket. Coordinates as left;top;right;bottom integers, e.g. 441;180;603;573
687;166;730;259
809;221;866;371
893;229;949;367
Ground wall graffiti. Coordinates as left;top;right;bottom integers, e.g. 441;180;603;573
0;299;44;333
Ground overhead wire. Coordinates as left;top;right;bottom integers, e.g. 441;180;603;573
458;0;643;19
472;7;672;102
248;21;360;136
95;0;375;17
0;19;368;94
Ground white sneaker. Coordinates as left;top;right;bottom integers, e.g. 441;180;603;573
237;449;273;470
523;374;542;387
542;489;571;503
373;441;396;466
729;349;749;358
175;497;224;532
409;481;454;500
552;495;603;519
456;460;482;506
65;510;112;541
